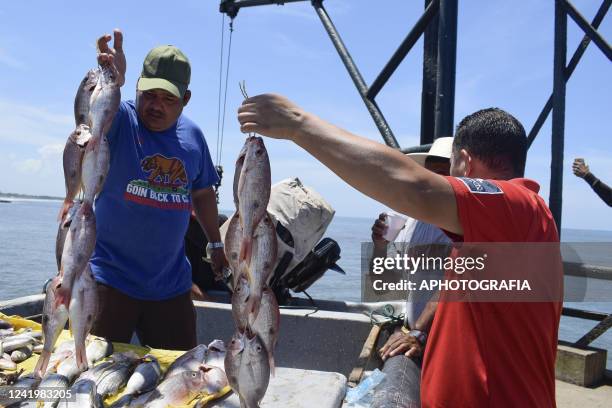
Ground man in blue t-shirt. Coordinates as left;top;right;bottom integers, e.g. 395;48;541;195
90;30;226;350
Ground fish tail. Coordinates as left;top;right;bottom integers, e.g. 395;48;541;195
33;350;51;378
240;237;252;266
75;343;88;372
57;200;73;222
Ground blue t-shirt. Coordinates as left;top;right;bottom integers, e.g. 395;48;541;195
90;101;219;300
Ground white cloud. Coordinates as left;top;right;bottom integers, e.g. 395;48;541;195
0;98;72;146
0;47;26;70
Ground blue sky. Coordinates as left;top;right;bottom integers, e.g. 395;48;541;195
0;0;610;231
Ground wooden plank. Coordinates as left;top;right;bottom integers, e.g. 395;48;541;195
348;324;383;387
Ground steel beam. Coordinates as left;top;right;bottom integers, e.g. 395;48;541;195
528;0;612;148
433;0;457;139
550;0;567;233
421;0;440;145
311;0;399;148
367;0;440;100
563;0;612;61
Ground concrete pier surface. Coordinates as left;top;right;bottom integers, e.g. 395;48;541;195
556;377;612;408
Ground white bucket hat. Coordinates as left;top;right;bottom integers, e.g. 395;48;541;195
406;137;453;167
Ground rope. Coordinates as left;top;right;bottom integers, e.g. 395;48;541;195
368;304;405;327
218;19;234;167
215;13;226;166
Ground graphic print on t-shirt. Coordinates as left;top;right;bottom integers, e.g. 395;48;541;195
123;153;191;210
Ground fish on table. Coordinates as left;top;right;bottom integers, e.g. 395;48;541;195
164;344;207;379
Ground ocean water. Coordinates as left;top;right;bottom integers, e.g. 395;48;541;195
1;199;611;368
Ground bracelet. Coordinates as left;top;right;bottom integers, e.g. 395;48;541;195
206;241;224;250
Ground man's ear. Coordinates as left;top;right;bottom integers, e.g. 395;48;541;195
454;148;471;177
183;90;191;107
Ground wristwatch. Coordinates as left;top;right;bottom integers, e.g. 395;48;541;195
206;241;224;252
401;325;427;346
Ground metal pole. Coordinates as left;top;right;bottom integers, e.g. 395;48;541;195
367;0;440;100
563;0;612;61
311;0;400;148
434;0;458;139
527;0;611;148
421;0;440;144
550;0;567;233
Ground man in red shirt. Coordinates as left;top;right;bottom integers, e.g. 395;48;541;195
237;94;562;407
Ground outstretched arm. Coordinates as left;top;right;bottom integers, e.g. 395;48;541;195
238;94;462;234
573;159;612;207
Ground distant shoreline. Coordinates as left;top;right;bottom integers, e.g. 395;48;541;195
0;192;63;201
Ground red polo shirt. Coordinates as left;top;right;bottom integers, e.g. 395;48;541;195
421;177;562;408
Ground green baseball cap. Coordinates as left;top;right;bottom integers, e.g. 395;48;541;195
138;45;191;98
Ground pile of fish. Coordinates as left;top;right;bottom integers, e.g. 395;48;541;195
0;337;228;408
224;136;280;408
33;57;122;379
0;320;43;372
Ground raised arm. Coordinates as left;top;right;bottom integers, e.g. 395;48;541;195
237;94;462;235
573;159;612;207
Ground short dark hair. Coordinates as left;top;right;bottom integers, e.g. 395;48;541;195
454;108;527;177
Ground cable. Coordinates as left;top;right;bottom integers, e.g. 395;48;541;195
219;19;235;168
215;13;226;166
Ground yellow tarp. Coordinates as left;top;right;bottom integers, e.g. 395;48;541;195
0;312;231;407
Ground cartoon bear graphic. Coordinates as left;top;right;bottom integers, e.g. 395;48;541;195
141;154;188;187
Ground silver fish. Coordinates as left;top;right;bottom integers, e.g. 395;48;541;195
246;214;277;322
74;69;100;127
85;338;113;367
10;346;32;363
0;320;11;330
81;63;120;206
144;370;207;408
56;354;81;383
80;128;110;207
57;126;92;223
38;373;69;408
231;275;250;332
224;331;244;397
69;264;98;372
55;205;96;309
0;333;35;353
237;136;271;266
237;333;270;408
0;357;16;370
45;349;73;375
58;379;97;408
225;212;246;288
205;340;226;371
164;344;207;379
95;358;138;398
233;143;248;209
123;354;161;396
34;277;69;378
250;287;280;375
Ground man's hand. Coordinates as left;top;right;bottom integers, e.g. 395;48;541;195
572;158;590;179
190;283;213;302
372;213;389;249
379;327;424;361
237;94;306;140
97;29;126;86
209;247;228;282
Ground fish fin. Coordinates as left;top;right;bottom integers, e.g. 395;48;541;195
247;295;262;325
33;350;51;379
269;354;276;377
57;200;73;222
240;237;252;266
